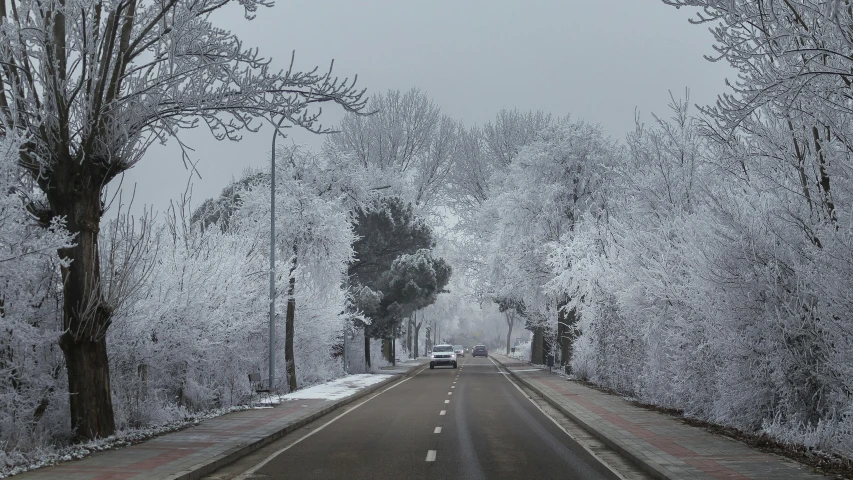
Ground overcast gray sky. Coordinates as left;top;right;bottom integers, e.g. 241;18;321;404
116;0;732;217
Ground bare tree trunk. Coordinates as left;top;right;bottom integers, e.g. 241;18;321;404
52;183;116;441
557;299;570;366
563;307;577;374
406;316;412;354
364;330;371;368
504;311;515;355
531;326;544;364
413;318;422;360
382;338;391;363
285;245;297;392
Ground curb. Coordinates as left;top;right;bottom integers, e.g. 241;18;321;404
490;355;678;480
166;362;427;480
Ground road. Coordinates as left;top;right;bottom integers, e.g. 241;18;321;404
207;356;623;480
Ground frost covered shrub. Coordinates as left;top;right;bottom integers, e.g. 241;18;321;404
0;138;75;458
552;96;853;459
105;209;270;429
104;151;360;431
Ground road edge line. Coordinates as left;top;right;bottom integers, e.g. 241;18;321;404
487;356;626;480
166;362;427;480
490;355;678;480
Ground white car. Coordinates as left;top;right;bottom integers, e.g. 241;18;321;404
430;344;458;369
454;345;465;358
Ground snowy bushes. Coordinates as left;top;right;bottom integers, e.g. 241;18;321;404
0;138;74;463
105;206;271;429
104;149;360;431
550;94;853;458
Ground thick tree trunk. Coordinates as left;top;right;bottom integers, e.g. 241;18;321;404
531;326;544;364
51;184;115;441
413;318;422;360
382;338;391;363
285;246;297;392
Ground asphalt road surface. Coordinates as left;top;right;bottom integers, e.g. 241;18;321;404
211;356;621;480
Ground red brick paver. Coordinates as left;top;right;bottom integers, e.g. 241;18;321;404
492;354;826;480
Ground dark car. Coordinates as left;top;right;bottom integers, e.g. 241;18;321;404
472;345;488;357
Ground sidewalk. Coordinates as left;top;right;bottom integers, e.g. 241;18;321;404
491;353;827;480
12;362;424;480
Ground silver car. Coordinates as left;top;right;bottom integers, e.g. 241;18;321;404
430;344;458;369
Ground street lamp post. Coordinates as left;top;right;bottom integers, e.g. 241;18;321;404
269;116;288;392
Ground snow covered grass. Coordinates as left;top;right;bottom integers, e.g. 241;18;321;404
258;374;391;404
509;341;531;361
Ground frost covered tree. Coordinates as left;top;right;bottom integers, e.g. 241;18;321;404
0;0;366;439
234;146;362;391
325;88;458;212
461;118;617;365
483;109;552;168
447;109;552;218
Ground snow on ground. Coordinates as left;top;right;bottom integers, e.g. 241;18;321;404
278;374;391;401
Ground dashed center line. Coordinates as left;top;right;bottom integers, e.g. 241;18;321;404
448;392;452;395
440;410;446;415
444;399;450;404
434;427;442;433
426;450;437;462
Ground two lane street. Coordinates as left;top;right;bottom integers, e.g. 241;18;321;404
215;357;620;480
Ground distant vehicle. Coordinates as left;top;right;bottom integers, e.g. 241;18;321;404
454;345;465;357
430;344;458;369
472;345;488;357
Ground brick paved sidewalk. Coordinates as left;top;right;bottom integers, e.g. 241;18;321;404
12;364;424;480
491;354;827;480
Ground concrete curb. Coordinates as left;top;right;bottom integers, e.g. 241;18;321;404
166;362;427;480
490;355;678;480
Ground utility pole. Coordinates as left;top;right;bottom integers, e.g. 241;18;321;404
269;115;287;391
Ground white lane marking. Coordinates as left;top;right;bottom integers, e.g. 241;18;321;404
426;450;437;462
486;357;629;480
233;367;427;480
448;392;452;395
444;399;450;403
451;386;455;388
440;410;446;415
434;426;442;433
